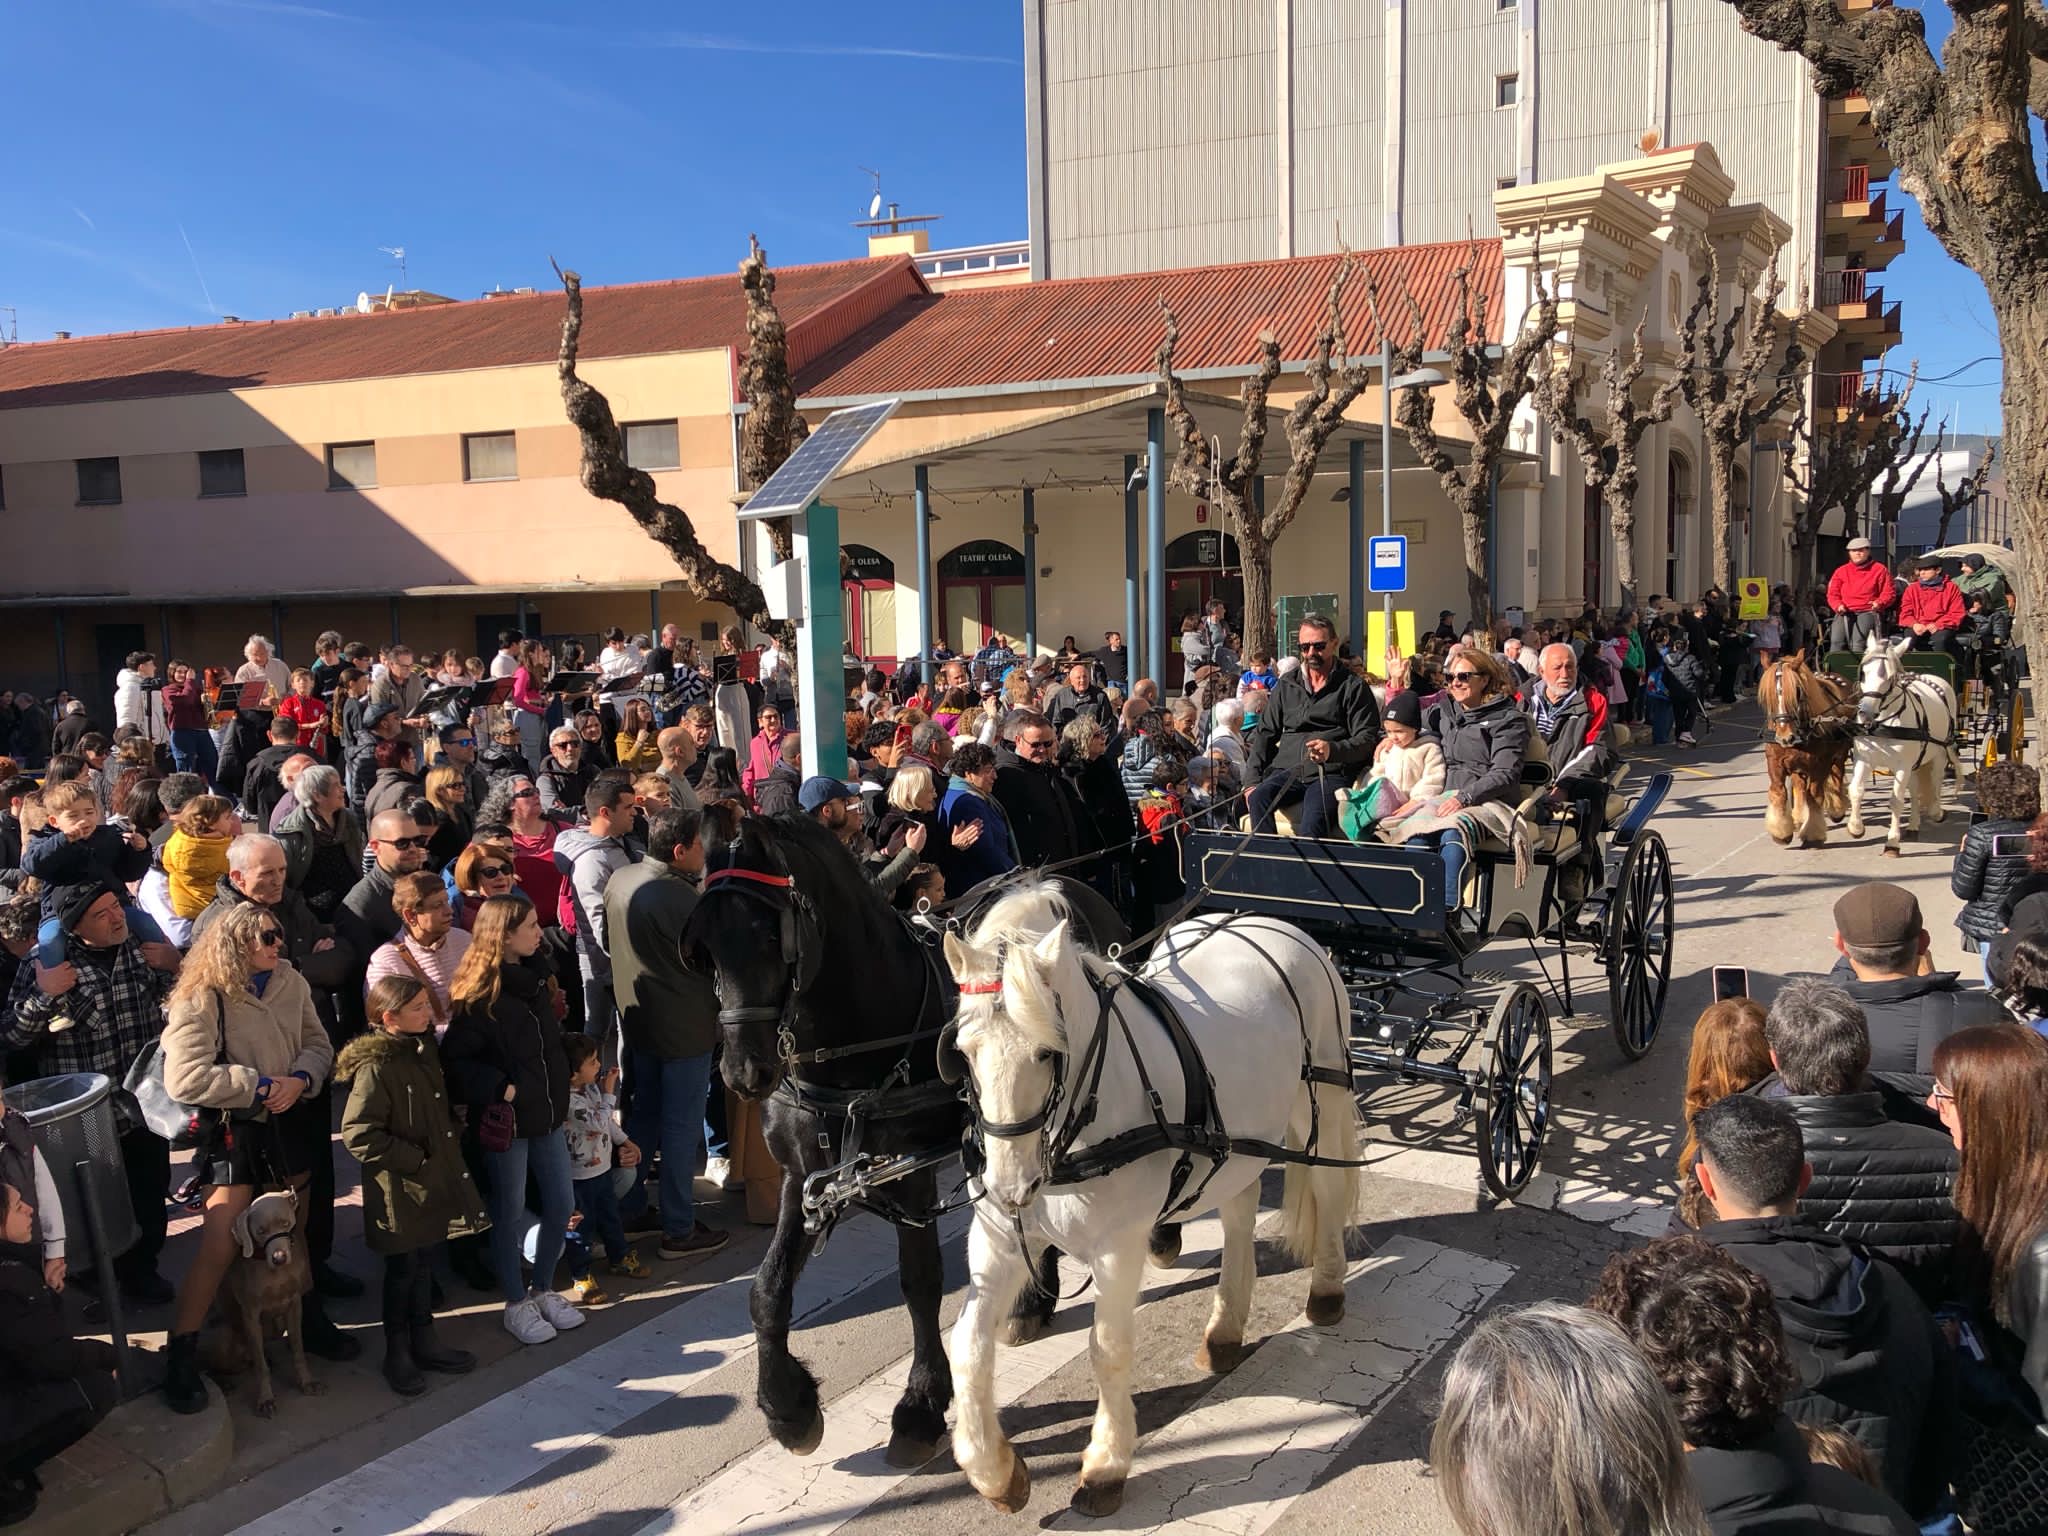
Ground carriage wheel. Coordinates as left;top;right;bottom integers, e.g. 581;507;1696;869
1477;983;1552;1201
1605;831;1674;1061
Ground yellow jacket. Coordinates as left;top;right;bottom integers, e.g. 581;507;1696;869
162;829;232;919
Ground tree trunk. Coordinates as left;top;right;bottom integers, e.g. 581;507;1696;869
1241;525;1277;667
1705;440;1737;597
1607;483;1639;610
1460;497;1492;634
1992;294;2048;800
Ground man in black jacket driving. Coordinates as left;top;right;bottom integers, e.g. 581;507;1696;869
1244;614;1380;838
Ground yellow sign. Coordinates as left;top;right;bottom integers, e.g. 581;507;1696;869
1737;578;1769;620
1367;610;1419;671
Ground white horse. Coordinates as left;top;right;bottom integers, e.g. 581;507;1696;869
940;884;1359;1517
1846;633;1958;856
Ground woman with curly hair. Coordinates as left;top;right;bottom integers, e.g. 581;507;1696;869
1589;1235;1916;1533
159;901;349;1414
1673;998;1774;1228
1951;762;2042;972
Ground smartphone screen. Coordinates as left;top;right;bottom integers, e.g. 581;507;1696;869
1712;966;1749;1002
1992;833;2033;859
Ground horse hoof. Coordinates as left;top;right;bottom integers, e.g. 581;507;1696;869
986;1451;1031;1514
1071;1476;1126;1518
999;1313;1047;1347
1148;1224;1184;1267
1769;833;1793;846
1305;1289;1345;1326
776;1409;826;1456
885;1431;941;1468
1196;1335;1244;1374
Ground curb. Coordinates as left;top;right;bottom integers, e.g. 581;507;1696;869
32;1377;233;1536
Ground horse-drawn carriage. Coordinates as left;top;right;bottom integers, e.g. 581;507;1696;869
1185;747;1676;1200
1818;634;2025;769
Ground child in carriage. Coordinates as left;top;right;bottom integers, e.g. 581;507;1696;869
1340;692;1445;840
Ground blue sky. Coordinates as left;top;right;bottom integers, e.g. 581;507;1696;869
0;0;2007;431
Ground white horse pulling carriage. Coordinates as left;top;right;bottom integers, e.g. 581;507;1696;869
1842;633;1961;856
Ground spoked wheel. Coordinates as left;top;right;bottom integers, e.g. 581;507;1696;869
1606;831;1675;1060
1477;983;1552;1200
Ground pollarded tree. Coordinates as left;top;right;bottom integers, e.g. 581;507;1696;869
1540;315;1684;609
1368;247;1560;631
554;255;792;645
1156;255;1371;664
1870;406;1938;555
1935;439;1997;547
738;235;811;562
1779;363;1918;595
1710;1;2048;790
1674;250;1808;595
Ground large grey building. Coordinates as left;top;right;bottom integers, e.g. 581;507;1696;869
1022;0;1900;417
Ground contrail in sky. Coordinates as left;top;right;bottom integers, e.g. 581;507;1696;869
72;207;95;231
178;224;218;315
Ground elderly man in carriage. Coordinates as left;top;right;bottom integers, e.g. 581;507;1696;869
1242;612;1382;839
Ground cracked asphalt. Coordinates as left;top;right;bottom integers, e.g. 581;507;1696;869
158;703;1991;1536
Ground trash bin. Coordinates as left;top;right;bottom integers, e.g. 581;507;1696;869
3;1073;139;1265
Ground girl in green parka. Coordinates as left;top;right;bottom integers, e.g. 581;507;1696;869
338;975;489;1398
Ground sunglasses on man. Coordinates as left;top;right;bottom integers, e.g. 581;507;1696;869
383;835;432;851
1296;640;1329;655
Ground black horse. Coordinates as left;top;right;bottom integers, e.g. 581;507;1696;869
683;812;1130;1464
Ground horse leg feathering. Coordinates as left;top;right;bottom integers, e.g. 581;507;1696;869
951;1212;1034;1511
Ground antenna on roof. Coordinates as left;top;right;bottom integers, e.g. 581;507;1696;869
859;166;883;220
355;291;373;315
378;245;408;287
0;307;14;347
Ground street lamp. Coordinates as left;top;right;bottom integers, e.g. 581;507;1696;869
1381;342;1450;647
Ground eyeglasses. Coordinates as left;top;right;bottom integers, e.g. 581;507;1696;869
448;737;475;748
1928;1082;1955;1107
478;862;512;879
384;835;432;851
1021;736;1055;751
257;929;284;947
1296;640;1329;654
511;787;540;800
1447;671;1481;684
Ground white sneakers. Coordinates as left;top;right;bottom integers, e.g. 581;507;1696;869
503;1296;556;1345
533;1289;585;1332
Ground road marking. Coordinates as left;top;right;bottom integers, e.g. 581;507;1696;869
626;1210;1231;1536
228;1209;967;1536
1668;764;1716;779
1047;1236;1512;1534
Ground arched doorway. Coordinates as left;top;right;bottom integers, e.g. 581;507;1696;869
938;539;1026;654
1165;528;1243;633
842;544;896;661
1667;452;1693;601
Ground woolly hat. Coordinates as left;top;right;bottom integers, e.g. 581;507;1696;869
55;880;122;936
1383;692;1422;731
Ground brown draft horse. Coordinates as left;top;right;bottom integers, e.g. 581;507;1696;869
1758;652;1853;847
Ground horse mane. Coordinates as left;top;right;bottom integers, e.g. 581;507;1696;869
958;879;1089;1056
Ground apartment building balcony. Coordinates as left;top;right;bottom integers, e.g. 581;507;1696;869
1824;169;1906;267
1817;269;1903;348
1827;93;1894;179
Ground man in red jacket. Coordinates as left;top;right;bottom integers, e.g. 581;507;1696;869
1896;552;1966;656
1825;536;1896;653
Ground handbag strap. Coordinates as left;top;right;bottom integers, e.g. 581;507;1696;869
394;941;449;1024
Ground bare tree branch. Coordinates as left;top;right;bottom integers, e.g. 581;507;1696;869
555;262;790;646
1935;438;1998;546
737;235;811;562
1778;361;1919;593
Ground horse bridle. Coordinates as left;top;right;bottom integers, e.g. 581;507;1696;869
699;860;817;1061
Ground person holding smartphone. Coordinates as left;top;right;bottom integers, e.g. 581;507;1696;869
1953;763;2042;974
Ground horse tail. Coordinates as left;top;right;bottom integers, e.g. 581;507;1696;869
1281;951;1361;1269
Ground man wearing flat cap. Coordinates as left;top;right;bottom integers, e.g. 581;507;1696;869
1825;537;1896;654
1827;880;2004;1098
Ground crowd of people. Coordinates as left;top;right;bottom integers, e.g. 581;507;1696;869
0;564;2033;1530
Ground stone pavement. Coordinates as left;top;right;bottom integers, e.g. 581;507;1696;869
75;695;2004;1535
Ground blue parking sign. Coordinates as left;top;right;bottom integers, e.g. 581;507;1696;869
1369;535;1408;594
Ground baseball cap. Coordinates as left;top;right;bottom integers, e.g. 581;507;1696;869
363;700;401;728
1833;881;1921;948
798;776;859;813
1846;536;1873;552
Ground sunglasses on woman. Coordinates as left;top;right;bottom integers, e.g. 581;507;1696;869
477;863;512;879
257;929;284;947
1448;670;1481;683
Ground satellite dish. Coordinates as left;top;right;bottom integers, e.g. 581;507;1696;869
868;192;882;219
355;291;373;315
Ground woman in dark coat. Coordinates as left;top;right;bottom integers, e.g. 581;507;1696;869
339;975;489;1396
1059;715;1133;911
441;894;580;1346
1396;646;1530;917
0;1179;117;1525
1950;761;2041;971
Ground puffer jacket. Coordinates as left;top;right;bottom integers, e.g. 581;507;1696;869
2001;1227;2048;1421
363;766;425;825
1752;1078;1960;1306
337;1030;488;1255
1820;957;2007;1101
274;801;366;897
162;963;333;1110
993;747;1085;868
1703;1216;1955;1517
440;963;571;1139
1423;694;1532;809
1950;816;2033;941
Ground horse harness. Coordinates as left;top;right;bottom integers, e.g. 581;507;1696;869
938;916;1358;1229
1761;663;1854;746
1856;667;1949;751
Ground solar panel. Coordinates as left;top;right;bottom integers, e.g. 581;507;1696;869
738;399;900;520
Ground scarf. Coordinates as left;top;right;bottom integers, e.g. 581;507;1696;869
1533;687;1570;738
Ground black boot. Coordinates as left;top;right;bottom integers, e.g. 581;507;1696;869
409;1261;475;1375
162;1331;208;1415
380;1261;425;1396
299;1291;363;1362
0;1473;35;1528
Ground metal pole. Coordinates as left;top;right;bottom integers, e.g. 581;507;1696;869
516;594;529;638
794;501;849;781
54;608;68;701
1381;338;1395;658
914;465;934;689
75;1159;135;1395
271;599;285;655
388;596;401;647
1021;488;1038;661
158;605;172;661
650;589;661;637
1123;455;1141;679
1348;436;1366;655
1145;409;1167;687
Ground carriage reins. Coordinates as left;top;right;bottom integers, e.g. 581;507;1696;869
1856;668;1945;747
